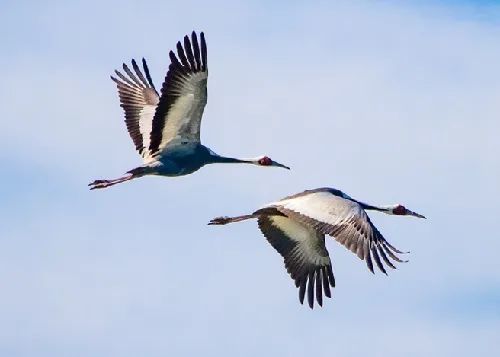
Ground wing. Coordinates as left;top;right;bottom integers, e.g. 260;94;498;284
257;214;335;309
269;190;407;275
111;58;159;161
149;31;208;155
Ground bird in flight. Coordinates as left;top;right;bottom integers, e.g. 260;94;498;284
89;31;289;190
209;187;425;308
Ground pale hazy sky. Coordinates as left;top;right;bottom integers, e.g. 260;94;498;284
1;0;499;356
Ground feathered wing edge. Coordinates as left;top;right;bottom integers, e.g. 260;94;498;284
149;31;208;155
256;211;335;309
111;58;159;157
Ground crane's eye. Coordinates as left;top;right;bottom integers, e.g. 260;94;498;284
258;156;272;166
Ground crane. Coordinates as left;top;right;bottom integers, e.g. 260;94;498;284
89;31;289;190
209;187;425;308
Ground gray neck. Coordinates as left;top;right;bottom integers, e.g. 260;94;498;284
358;202;393;214
207;154;254;165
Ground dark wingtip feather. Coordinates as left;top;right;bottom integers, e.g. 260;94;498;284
183;35;191;53
382;243;408;263
141;57;157;92
191;31;201;71
169;51;185;73
327;266;335;287
299;278;306;304
307;272;314;309
294;277;300;288
365;249;374;274
121;62;143;87
183;34;196;69
322;268;332;298
315;272;323;307
169;50;177;62
371;246;387;275
131;58;150;87
176;41;189;67
385;241;408;254
200;32;207;70
377;245;397;270
122;63;129;72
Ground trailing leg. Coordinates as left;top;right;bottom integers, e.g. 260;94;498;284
88;166;150;190
208;214;257;225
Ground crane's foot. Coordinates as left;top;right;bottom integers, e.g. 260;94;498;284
88;174;133;190
208;214;256;225
208;216;232;225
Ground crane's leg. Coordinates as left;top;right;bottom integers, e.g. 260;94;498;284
88;166;149;190
208;214;257;225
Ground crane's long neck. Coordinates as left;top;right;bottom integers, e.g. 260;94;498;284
358;202;395;214
207;154;256;165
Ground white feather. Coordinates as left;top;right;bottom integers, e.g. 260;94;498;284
264;191;362;226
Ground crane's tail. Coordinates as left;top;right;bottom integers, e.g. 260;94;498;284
208;214;256;225
88;167;148;190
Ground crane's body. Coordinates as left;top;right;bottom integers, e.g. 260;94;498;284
89;31;288;190
209;187;425;309
148;142;218;176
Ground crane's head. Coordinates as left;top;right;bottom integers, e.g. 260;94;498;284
391;204;426;218
255;156;290;170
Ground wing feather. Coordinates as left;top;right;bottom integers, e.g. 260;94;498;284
111;59;159;160
200;32;208;71
131;59;151;88
122;63;143;87
191;32;202;71
257;215;335;309
183;35;197;69
142;58;157;91
149;31;208;154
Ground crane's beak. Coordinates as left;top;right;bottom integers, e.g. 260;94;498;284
407;208;426;219
271;160;290;170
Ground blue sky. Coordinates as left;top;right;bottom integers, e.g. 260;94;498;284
1;0;499;356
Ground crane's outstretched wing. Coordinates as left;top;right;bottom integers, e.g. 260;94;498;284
257;214;335;309
111;58;159;161
268;189;407;275
149;31;208;155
